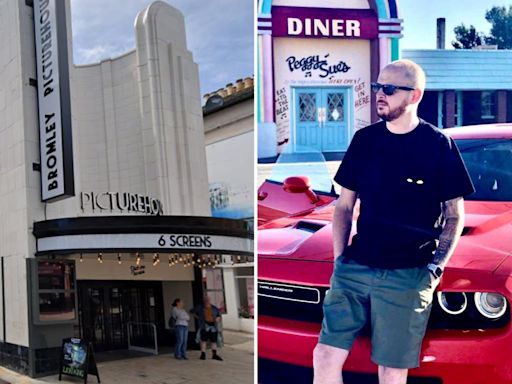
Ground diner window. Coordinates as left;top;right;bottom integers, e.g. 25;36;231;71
454;91;463;126
481;91;496;119
203;268;226;314
37;261;76;322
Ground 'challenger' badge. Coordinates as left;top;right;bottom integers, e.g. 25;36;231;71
258;282;320;304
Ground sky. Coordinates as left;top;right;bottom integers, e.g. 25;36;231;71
69;0;253;99
400;0;506;50
68;0;504;98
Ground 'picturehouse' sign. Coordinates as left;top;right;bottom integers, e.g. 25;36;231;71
80;192;164;216
34;0;75;202
272;6;378;39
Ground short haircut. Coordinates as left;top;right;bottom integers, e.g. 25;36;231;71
383;59;426;91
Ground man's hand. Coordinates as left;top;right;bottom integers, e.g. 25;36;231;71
332;187;357;260
216;316;221;323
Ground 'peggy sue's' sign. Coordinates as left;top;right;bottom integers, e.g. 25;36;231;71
34;0;75;201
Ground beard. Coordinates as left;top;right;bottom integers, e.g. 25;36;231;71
377;99;408;121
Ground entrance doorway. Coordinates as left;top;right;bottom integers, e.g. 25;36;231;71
77;281;164;351
293;87;351;153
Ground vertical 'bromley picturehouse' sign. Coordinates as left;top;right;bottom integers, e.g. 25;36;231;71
34;0;74;201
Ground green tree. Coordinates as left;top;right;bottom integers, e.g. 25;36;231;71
485;5;512;49
452;24;486;49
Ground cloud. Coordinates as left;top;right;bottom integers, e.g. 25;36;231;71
69;0;253;96
75;45;128;63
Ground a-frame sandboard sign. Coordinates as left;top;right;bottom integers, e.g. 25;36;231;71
59;338;101;383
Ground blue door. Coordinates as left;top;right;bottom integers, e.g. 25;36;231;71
294;88;322;151
294;87;350;153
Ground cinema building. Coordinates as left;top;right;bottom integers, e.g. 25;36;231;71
257;0;402;159
0;0;252;377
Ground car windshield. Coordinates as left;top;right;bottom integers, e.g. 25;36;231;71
456;138;512;201
267;145;334;194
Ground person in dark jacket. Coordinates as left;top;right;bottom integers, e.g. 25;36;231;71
191;296;223;361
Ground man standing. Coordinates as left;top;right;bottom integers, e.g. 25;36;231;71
191;296;224;361
313;60;474;384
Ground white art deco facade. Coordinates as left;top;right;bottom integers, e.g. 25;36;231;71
0;0;253;376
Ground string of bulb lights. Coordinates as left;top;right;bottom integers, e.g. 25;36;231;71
78;252;253;268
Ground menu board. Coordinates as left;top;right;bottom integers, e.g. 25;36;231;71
59;338;100;383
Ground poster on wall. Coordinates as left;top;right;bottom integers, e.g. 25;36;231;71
204;268;226;313
247;278;254;317
206;132;253;220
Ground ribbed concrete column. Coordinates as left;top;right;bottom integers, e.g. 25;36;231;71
135;2;210;216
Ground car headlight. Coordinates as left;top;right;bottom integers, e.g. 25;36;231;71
437;292;467;315
474;292;507;319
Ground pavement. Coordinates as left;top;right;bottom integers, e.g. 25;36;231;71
0;330;254;384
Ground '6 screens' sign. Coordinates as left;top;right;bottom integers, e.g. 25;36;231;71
34;0;75;201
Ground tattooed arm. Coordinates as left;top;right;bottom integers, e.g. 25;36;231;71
432;197;465;269
332;187;357;260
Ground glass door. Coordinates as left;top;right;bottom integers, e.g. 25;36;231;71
80;287;106;348
322;90;349;152
108;287;125;347
294;88;322;152
293;87;351;153
78;281;162;351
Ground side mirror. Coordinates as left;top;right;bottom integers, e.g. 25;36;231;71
257;191;268;201
283;176;319;204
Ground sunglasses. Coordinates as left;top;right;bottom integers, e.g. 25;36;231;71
371;82;415;96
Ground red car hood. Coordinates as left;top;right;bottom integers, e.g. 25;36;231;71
259;200;512;274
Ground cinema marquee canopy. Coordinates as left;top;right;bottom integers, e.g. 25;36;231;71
33;216;254;256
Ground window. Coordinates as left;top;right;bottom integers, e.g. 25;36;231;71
37;261;76;322
454;91;463;126
481;91;496;119
203;268;226;314
456;139;512;201
236;267;254;319
298;93;317;121
327;93;344;122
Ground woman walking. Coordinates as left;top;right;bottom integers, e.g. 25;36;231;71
171;298;190;360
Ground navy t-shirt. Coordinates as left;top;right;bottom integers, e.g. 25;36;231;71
334;119;475;269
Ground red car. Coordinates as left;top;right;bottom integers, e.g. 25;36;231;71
258;124;512;384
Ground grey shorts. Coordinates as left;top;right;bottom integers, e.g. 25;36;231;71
318;255;439;369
